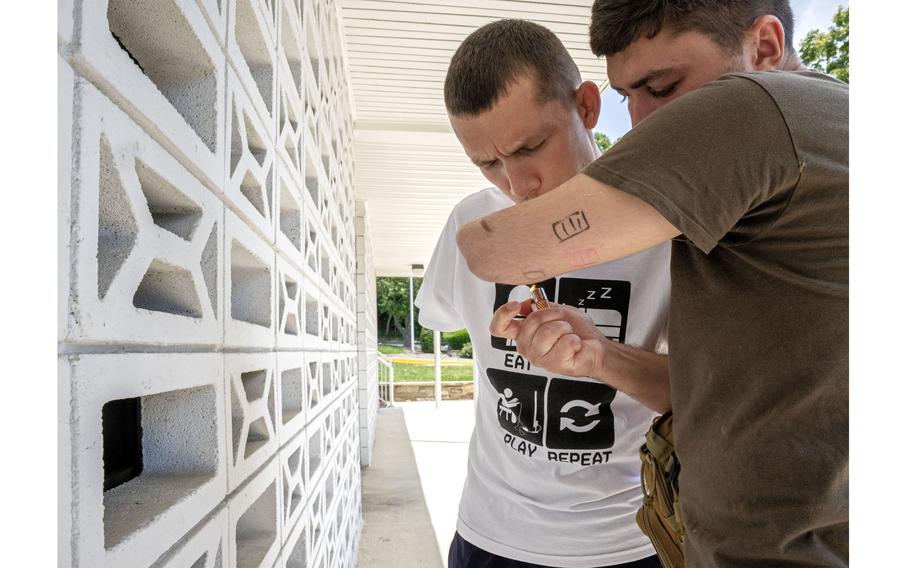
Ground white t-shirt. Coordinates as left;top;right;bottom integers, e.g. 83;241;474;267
416;188;671;567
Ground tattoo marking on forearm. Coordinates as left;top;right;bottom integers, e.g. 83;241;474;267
552;211;590;242
568;248;598;268
523;269;546;281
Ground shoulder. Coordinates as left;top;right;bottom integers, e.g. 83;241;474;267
730;70;848;94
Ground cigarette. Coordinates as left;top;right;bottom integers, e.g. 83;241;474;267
529;284;550;311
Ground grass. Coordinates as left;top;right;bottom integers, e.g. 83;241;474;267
391;361;474;383
378;343;406;355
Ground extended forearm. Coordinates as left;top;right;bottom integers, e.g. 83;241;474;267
594;340;671;413
456;173;679;284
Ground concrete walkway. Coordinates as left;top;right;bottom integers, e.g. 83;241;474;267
357;401;475;568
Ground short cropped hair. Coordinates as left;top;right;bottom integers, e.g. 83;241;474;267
589;0;795;57
444;19;581;116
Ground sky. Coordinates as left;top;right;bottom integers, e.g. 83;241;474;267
593;0;848;142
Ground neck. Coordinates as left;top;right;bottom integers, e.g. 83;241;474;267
780;50;808;72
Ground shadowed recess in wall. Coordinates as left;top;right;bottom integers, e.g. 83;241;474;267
103;385;217;550
286;512;307;567
281;0;303;93
279;177;302;251
308;428;322;478
235;0;275;114
284;447;304;521
133;259;203;318
235;481;278;568
97;136;138;300
200;225;218;315
281;367;303;425
107;0;217;152
135;159;202;241
188;545;222;568
230;241;271;327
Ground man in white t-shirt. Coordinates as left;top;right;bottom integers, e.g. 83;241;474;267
415;20;671;568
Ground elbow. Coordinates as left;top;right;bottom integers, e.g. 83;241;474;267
456;223;495;282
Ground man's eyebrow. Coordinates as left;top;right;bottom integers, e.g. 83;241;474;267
470;155;496;167
628;67;675;90
503;132;548;156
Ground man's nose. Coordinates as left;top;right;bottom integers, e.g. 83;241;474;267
504;163;540;201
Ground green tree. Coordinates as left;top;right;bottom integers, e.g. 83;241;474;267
376;276;422;349
594;132;613;153
799;6;849;83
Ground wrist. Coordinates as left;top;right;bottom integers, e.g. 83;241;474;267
592;336;629;390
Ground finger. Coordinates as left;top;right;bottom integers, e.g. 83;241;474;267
490;301;523;339
515;306;577;351
518;298;533;317
541;334;587;376
523;320;575;362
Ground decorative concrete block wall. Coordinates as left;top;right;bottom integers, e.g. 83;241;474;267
59;0;371;566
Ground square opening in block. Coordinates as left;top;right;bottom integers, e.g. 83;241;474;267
102;397;143;491
102;384;218;550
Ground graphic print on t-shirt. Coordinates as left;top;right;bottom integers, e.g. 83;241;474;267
487;369;547;446
487;370;619;452
546;379;617;450
487;278;631;457
556;278;631;343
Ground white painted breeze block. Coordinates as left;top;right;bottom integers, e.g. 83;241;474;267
224;209;277;349
66;80;224;347
70;0;227;189
279;428;310;538
225;353;280;491
277;351;308;442
61;353;227;567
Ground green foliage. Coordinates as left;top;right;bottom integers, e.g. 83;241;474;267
376;276;423;346
594;132;613;153
459;342;473;359
799;6;849;83
376;276;420;323
443;329;470;350
378;343;405;355
420;328;435;353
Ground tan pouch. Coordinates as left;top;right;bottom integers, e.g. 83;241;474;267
635;412;685;568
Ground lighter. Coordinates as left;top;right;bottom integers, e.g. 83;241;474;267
529;284;550;311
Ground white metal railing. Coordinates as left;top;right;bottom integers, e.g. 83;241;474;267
378;356;395;405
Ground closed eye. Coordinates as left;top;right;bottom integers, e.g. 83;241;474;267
516;139;546;156
648;80;681;98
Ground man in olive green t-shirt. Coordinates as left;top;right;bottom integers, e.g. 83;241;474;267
458;1;848;566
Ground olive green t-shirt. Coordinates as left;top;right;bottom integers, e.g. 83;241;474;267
584;71;848;566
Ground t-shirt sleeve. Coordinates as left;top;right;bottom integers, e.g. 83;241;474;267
583;74;802;254
415;210;465;331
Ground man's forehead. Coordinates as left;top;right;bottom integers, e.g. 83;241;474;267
606;30;718;87
455;101;558;157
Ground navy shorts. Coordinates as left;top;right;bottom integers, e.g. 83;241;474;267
447;532;664;568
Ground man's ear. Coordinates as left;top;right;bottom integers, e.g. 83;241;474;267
748;15;788;70
575;81;601;129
